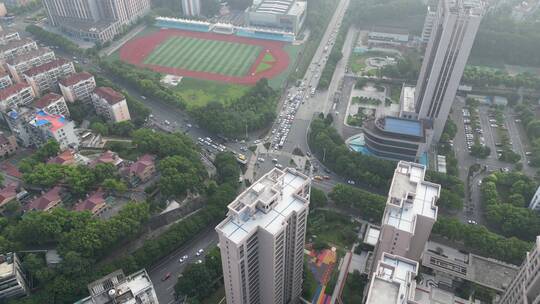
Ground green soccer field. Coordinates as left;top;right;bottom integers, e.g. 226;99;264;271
143;36;262;77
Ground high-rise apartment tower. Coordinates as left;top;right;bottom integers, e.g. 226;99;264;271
216;168;310;304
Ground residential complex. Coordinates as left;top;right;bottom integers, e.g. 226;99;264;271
0;83;35;111
499;236;540;304
59;71;96;103
0;30;20;45
415;0;484;144
0;253;29;301
3;108;79;149
216;168;310;304
34;93;70;117
73;189;108;216
181;0;201;16
91;87;131;123
5;47;56;82
372;161;440;265
0;38;38;61
25;186;63;212
121;154;156;186
23;58;75;96
75;269;158;304
42;0;151;43
245;0;307;35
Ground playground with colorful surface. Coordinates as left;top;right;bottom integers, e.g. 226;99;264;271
306;247;338;304
119;29;290;85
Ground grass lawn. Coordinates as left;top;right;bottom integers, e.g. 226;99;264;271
255;62;272;74
349;53;367;74
201;285;225;304
144;36;262;77
268;43;301;90
262;52;276;62
174;77;249;109
302;258;319;300
307;210;360;250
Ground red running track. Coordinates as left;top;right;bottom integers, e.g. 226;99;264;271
119;29;290;85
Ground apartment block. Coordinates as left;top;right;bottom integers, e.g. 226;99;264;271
0;83;35;111
59;71;96;102
3;107;79;149
0;31;20;45
182;0;201;16
372;161;440;265
0;71;13;89
499;236;540;304
76;269;158;304
216;168;310;304
91;87;130;123
35;93;70;117
5;47;56;82
0;38;38;61
366;252;475;304
0;253;29;301
0;132;18;157
23;58;75;96
529;186;540;212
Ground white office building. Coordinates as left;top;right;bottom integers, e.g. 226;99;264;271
372;161;440;265
216;168;310;304
181;0;201;16
415;0;485;144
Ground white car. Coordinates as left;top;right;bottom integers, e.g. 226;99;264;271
467;220;477;225
347;180;356;185
179;255;188;263
196;249;204;256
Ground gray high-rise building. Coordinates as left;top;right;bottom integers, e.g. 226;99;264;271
216;168;310;304
415;0;484;143
499;236;540;304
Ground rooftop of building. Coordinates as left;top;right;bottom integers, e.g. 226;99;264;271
0;182;18;203
216;167;309;244
29;110;68;132
366;253;418;304
59;71;94;87
0;253;18;279
26;186;63;211
5;47;54;65
0;132;14;146
400;85;416;113
384;161;439;233
24;58;71;77
0;82;31;100
75;269;158;304
35;92;63;109
423;241;519;292
445;0;484;16
370;26;410;36
47;149;74;165
0;38;35;52
252;0;305;15
414;286;475;304
129;154;155;175
73;189;105;213
384;116;423;137
93;87;125;105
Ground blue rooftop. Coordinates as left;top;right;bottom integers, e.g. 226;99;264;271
384;117;422;137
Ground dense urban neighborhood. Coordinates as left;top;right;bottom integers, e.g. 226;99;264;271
0;0;538;304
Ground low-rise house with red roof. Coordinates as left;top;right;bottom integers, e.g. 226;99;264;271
91;87;131;123
73;189;108;216
0;183;18;208
47;149;75;166
90;150;123;168
34;93;69;117
0;132;17;157
59;71;96;103
25;186;63;212
0;82;35;111
123;154;156;186
23;58;75;97
5;47;55;82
